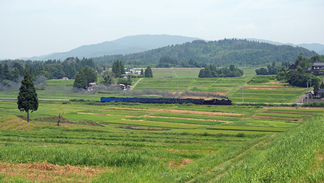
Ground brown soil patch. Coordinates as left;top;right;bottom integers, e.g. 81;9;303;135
105;107;241;116
317;154;323;162
0;161;110;182
166;148;185;152
168;159;193;169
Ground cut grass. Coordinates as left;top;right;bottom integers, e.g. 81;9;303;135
207;126;287;132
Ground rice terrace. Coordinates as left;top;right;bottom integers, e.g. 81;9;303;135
1;66;324;183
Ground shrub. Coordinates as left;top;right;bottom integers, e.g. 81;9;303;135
235;133;246;137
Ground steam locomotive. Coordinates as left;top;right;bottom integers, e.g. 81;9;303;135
100;97;232;105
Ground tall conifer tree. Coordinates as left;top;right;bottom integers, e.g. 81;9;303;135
17;72;38;122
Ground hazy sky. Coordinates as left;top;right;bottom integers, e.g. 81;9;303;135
1;0;323;59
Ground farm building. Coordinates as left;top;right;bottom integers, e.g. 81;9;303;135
288;64;297;71
308;62;324;74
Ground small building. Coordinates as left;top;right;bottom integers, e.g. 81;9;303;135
308;62;324;74
89;82;97;87
317;89;324;98
288;64;297;71
121;74;128;78
62;77;69;80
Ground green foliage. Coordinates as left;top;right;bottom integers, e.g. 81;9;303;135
112;60;125;78
157;56;178;67
235;133;246;137
277;55;322;87
17;72;38;122
218;116;324;182
247;75;276;84
198;64;243;78
73;66;98;89
255;62;284;75
0;57;96;82
102;71;113;85
144;65;153;78
93;39;317;67
302;102;324;107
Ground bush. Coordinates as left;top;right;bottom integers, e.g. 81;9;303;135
303;102;324;107
235;133;246;137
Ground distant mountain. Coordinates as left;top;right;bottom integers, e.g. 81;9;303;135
94;39;317;66
29;35;200;60
246;38;324;55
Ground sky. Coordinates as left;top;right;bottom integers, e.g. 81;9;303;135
0;0;323;59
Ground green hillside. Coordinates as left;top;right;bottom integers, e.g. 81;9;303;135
94;39;317;66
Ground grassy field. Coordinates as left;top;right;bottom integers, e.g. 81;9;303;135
1;68;322;182
1;96;324;182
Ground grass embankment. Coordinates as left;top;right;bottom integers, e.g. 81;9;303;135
214;115;324;182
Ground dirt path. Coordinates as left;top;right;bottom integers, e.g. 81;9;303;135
294;94;305;104
130;78;143;90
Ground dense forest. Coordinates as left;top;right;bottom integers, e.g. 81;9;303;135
93;39;317;67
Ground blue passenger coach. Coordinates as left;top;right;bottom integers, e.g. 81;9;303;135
100;97;232;105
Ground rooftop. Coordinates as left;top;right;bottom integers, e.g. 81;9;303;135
312;62;324;67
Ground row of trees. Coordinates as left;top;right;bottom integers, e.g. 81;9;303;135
255;62;286;75
198;65;244;78
0;57;96;82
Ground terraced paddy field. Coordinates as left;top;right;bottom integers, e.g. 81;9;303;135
1;99;324;182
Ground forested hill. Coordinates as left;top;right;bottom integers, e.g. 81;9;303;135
93;39;317;66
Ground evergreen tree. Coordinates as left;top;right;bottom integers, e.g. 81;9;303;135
140;69;144;75
144;66;153;78
3;63;11;80
17;72;38;122
73;66;98;89
112;60;125;78
103;71;113;85
0;64;3;80
198;69;205;78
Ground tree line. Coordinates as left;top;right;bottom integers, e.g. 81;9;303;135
198;64;244;78
0;58;96;88
255;62;290;75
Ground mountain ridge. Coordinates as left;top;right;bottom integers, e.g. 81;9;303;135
93;39;317;66
23;35;324;61
28;35;200;60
